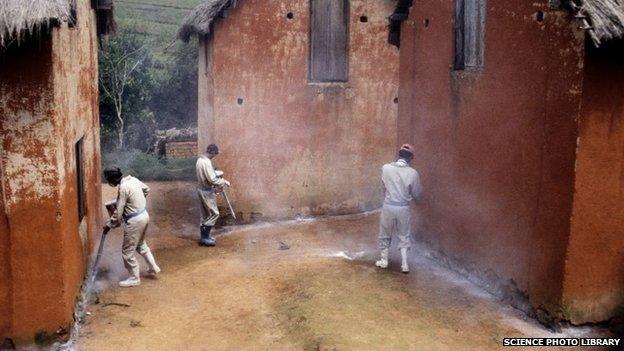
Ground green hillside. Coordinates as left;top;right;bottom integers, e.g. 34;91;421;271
114;0;203;56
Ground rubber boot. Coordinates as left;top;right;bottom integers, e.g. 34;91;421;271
143;251;161;274
375;248;389;269
198;225;208;246
119;267;140;287
400;247;409;273
205;226;216;246
199;225;216;247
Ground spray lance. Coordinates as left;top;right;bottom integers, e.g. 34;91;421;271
215;170;237;220
88;201;116;288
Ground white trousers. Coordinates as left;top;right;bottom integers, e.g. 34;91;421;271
122;212;152;277
378;204;411;250
198;188;219;226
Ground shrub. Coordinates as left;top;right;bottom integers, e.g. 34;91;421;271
102;150;196;181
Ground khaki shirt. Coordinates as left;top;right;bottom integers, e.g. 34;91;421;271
381;159;422;206
107;175;150;227
196;155;225;190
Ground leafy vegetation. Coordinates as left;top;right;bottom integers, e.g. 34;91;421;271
99;29;155;151
99;1;202;179
102;150;197;181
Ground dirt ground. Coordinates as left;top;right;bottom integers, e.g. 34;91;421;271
77;182;609;351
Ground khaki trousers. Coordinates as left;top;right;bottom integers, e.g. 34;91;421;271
198;188;219;226
378;204;411;250
122;212;152;277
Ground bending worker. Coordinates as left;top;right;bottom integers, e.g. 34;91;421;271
196;143;231;246
376;144;422;273
104;167;160;287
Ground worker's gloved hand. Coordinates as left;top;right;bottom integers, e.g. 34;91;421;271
224;180;231;187
104;219;118;229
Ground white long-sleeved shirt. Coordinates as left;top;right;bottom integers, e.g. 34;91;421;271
108;175;150;227
196;155;226;190
381;159;422;206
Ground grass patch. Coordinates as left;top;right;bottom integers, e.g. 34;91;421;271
103;150;196;181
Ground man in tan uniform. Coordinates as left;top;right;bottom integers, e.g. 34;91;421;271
376;144;422;273
196;144;230;246
104;167;160;287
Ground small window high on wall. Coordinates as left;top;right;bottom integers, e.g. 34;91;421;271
454;0;486;70
309;0;349;82
75;137;86;222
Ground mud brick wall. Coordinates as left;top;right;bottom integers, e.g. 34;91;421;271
398;0;624;324
198;0;400;220
166;141;198;159
563;42;624;324
0;0;103;344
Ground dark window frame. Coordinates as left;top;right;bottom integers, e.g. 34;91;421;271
453;0;486;70
308;0;350;83
69;0;78;28
75;137;86;222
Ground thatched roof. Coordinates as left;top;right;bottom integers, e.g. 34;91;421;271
178;0;624;47
0;0;71;47
178;0;237;42
0;1;116;48
571;0;624;46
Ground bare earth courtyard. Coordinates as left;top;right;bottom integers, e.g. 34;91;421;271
76;182;607;351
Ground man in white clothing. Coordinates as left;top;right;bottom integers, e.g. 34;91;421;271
104;167;160;287
196;144;231;246
376;144;422;273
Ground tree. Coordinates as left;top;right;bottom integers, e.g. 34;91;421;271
150;42;198;130
99;30;154;150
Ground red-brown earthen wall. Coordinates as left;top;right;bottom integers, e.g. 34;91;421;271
398;1;585;317
563;41;624;323
0;125;12;340
198;0;400;221
0;0;102;342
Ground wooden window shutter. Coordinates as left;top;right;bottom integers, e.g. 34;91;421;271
309;0;349;82
454;0;485;70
